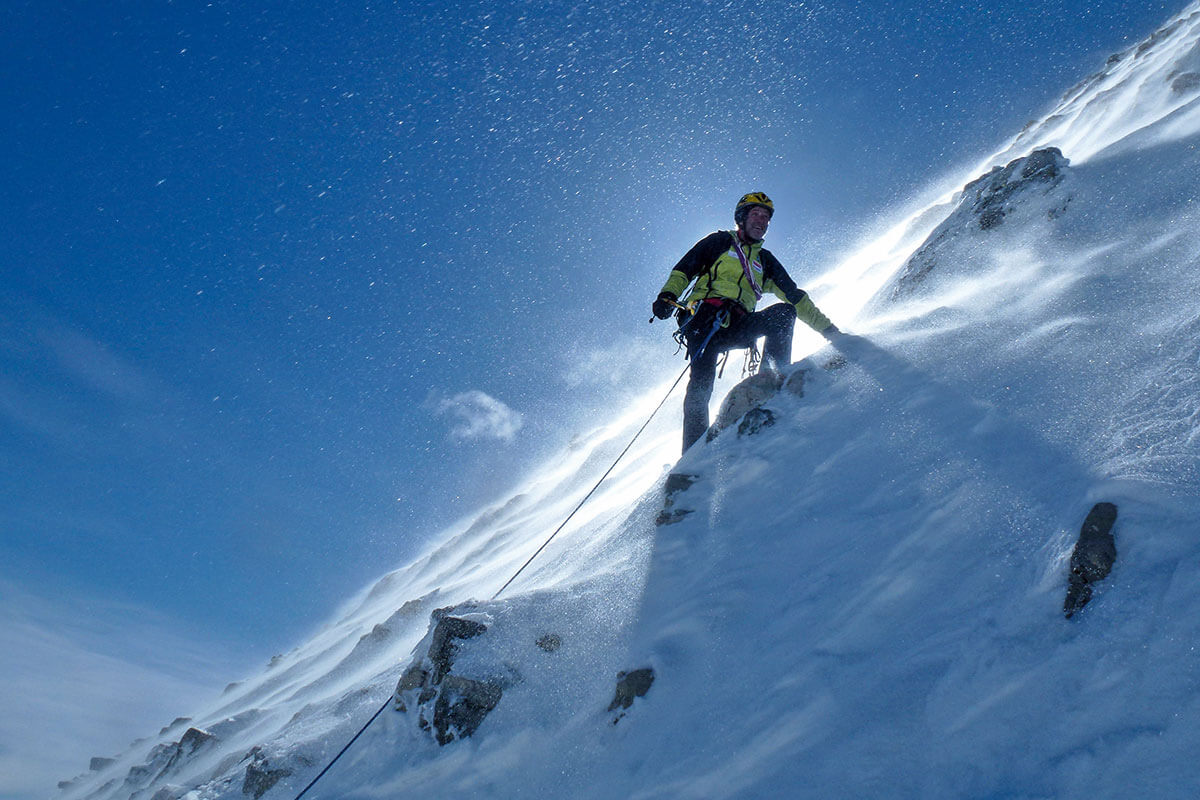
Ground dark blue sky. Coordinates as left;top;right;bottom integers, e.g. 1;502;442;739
0;0;1174;672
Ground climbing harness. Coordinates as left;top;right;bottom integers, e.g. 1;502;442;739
743;342;762;378
292;305;729;800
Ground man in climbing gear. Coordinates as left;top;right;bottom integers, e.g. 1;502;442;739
652;192;840;452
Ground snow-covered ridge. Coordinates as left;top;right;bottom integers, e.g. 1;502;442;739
989;0;1200;164
58;3;1200;798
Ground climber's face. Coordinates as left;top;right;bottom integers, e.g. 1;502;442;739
742;206;771;241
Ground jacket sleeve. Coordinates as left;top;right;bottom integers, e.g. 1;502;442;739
658;232;733;298
761;250;834;332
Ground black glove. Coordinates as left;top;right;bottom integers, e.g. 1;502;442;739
652;292;677;320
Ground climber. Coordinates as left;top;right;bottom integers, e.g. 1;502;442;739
652;192;840;452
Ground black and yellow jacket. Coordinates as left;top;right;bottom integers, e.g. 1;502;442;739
659;231;832;332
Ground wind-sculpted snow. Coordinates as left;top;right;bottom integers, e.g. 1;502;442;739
57;4;1200;799
988;1;1200;165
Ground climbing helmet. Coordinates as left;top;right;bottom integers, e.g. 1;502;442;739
735;192;774;225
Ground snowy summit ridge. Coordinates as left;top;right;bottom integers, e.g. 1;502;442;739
59;3;1200;799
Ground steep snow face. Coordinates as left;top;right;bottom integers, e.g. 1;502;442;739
58;5;1200;800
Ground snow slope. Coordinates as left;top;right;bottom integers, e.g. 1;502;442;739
58;3;1200;798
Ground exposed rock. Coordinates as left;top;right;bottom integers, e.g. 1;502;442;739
394;613;504;745
655;472;698;526
662;471;697;497
1064;502;1118;618
738;407;776;437
654;508;693;527
396;662;429;692
536;633;562;652
179;727;217;753
151;787;183;800
964;147;1068;231
393;662;432;713
242;748;292;800
887;148;1070;300
432;675;504;745
121;727;218;793
711;370;786;438
429;614;488;684
126;757;162;787
608;668;655;724
359;622;393;646
89;756;117;772
822;353;848;371
784;369;806;396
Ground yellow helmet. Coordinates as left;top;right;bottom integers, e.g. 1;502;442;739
735;192;774;224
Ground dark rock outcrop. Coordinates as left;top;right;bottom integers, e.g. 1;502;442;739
394;612;505;745
608;668;655;724
177;727;216;753
655;472;698;526
738;407;776;437
708;369;792;442
431;675;504;745
242;747;293;799
429;615;488;684
967;147;1068;230
887;148;1071;300
536;633;562;652
1064;502;1118;618
120;727;218;795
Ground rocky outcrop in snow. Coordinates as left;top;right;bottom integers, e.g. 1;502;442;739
240;746;295;800
655;472;698;526
393;610;504;745
1064;502;1119;618
886;147;1071;300
709;369;805;442
110;727;217;798
607;668;655;724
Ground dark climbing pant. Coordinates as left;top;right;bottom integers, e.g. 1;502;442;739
681;302;795;452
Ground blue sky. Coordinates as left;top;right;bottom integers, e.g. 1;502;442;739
0;0;1177;772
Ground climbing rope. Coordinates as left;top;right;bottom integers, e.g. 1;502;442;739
291;311;725;799
490;358;693;599
292;699;391;800
495;304;726;599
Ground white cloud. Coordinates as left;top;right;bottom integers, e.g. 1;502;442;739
434;390;523;442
